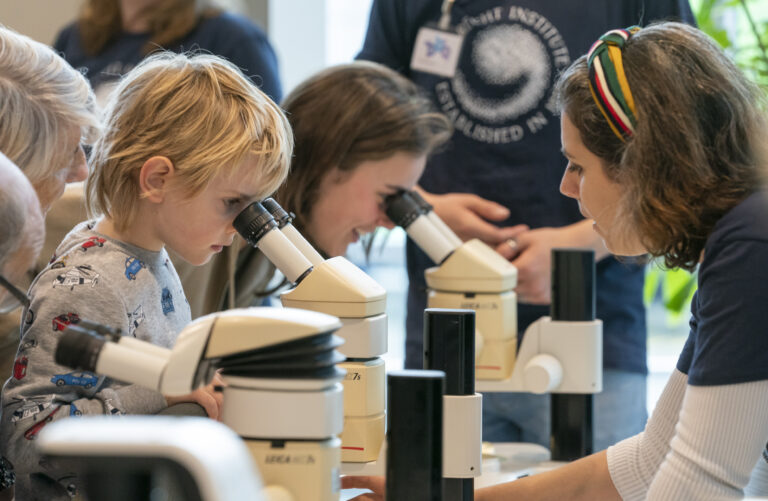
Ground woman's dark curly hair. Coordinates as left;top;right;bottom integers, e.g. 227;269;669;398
557;22;768;271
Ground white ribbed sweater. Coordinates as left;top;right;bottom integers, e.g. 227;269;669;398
607;370;768;500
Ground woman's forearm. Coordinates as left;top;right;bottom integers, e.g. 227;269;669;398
475;450;620;501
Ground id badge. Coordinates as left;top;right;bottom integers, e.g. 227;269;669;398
410;26;464;78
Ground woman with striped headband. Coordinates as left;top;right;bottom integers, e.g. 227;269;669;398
345;21;768;501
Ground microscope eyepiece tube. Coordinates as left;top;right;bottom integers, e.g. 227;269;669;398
55;326;107;373
262;198;324;266
384;192;457;265
56;326;167;390
384;190;424;229
261;197;293;228
386;370;445;501
550;249;595;322
234;202;279;246
407;189;434;213
408;190;463;248
234;202;314;284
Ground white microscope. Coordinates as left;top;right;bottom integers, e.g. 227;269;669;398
385;190;602;461
240;200;388;465
385;190;519;380
54;308;346;501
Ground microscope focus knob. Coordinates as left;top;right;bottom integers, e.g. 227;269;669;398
474;328;484;361
262;485;293;501
523;354;563;394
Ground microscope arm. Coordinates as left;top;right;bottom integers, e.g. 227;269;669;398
475;316;602;394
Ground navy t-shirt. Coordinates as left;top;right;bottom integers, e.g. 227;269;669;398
677;191;768;385
54;11;282;103
358;0;695;372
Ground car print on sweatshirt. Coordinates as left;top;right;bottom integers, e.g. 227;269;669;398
52;312;80;331
127;305;145;337
53;265;99;291
79;236;106;252
124;257;145;280
23;406;61;440
50;371;99;389
10;398;53;423
13;356;27;380
18;338;37;352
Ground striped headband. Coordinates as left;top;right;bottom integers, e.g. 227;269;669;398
587;26;641;142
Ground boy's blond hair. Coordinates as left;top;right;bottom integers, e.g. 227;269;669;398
86;52;292;231
0;26;98;191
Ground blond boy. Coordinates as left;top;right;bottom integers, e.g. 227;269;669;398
0;52;292;499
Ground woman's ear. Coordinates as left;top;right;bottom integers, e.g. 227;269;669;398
139;156;175;203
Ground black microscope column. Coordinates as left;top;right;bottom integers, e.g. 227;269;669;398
386;370;445;501
550;248;595;461
424;308;475;501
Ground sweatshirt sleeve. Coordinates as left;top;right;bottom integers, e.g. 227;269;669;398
608;370;768;500
607;369;688;500
0;263;167;476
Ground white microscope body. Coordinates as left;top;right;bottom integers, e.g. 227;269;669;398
55;308;346;501
239;200;388;464
385;190;519;380
385;190;602;394
385;191;602;462
38;417;267;501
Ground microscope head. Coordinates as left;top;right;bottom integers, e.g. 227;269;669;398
384;190;516;292
56;307;344;396
234;200;386;319
38;416;265;501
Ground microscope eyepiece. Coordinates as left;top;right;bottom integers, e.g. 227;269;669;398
261;198;294;228
384;190;423;229
234;202;279;246
55;325;106;373
407;189;434;213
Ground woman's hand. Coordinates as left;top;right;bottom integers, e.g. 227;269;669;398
341;475;386;501
164;372;225;421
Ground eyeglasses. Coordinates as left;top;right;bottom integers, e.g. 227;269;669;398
0;274;30;313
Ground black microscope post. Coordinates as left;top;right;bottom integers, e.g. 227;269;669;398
386;370;445;501
549;248;596;461
423;308;475;501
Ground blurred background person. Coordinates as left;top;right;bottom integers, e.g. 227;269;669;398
54;0;281;107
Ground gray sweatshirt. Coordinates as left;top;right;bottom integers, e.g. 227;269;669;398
0;220;190;499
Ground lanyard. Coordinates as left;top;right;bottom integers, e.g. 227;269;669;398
438;0;456;30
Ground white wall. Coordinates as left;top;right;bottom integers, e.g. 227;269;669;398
0;0;82;45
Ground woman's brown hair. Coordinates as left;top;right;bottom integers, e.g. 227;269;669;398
78;0;219;56
557;22;768;271
276;61;452;232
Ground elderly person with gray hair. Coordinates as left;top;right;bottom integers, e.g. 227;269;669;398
0;26;98;386
0;152;42;317
0;152;43;499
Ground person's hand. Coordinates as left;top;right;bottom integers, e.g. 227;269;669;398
417;188;528;247
510;226;571;305
164;372;225;421
509;220;608;304
341;475;385;501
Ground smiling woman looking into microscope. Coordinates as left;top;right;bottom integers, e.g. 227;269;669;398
173;61;453;318
343;21;768;501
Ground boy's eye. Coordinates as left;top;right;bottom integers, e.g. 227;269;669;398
567;163;583;175
224;198;242;208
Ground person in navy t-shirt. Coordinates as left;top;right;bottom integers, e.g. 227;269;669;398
357;0;694;449
54;0;281;107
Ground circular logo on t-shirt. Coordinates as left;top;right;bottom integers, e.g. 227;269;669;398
432;7;572;144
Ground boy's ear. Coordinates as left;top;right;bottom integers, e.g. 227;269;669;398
139;156;175;203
